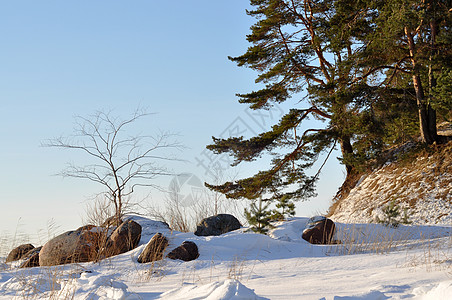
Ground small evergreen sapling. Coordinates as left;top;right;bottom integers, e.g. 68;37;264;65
382;200;400;228
244;198;273;234
377;200;411;228
271;195;296;221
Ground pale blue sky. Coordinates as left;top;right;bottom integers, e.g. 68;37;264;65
0;1;344;243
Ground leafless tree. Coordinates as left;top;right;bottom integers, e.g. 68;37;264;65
43;108;182;225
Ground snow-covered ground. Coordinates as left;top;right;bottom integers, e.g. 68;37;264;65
1;216;451;299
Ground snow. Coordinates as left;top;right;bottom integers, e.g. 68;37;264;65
0;216;451;299
412;280;452;300
159;279;268;300
329;290;389;300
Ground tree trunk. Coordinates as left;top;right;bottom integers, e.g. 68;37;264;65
427;104;437;141
413;74;435;144
112;194;119;223
339;135;354;177
427;19;438;142
405;27;437;145
116;194;123;226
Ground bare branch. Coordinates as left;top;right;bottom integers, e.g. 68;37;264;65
43;108;183;223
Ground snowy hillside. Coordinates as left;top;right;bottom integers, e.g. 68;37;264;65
329;141;452;225
1;215;451;299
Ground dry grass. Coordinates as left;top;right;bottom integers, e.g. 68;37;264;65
147;189;246;233
327;221;452;273
326;224;413;255
2;264;82;299
227;255;246;281
402;234;452;273
0;219;94;299
133;235;171;283
134;258;169;283
0;232;11;267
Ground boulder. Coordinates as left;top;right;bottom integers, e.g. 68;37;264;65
302;216;336;244
6;244;35;263
39;225;101;266
19;246;42;268
167;241;199;262
103;220;142;257
137;233;168;263
194;214;241;236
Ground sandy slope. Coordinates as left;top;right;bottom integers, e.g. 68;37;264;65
330;141;452;225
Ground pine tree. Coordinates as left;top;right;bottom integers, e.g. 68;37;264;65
347;0;452;145
206;0;384;206
244;198;273;234
206;0;451;214
433;67;452;121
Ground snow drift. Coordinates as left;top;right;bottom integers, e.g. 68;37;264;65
0;216;451;299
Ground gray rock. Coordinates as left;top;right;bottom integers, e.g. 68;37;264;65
194;214;241;236
167;241;199;262
137;233;168;263
302;216;336;244
6;244;35;263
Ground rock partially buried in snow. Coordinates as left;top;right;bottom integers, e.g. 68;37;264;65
158;279;269;300
137;233;168;263
167;241;199;262
6;244;35;263
194;214;241;236
38;219;143;266
302;216;336;244
39;225;102;266
103;220;142;258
